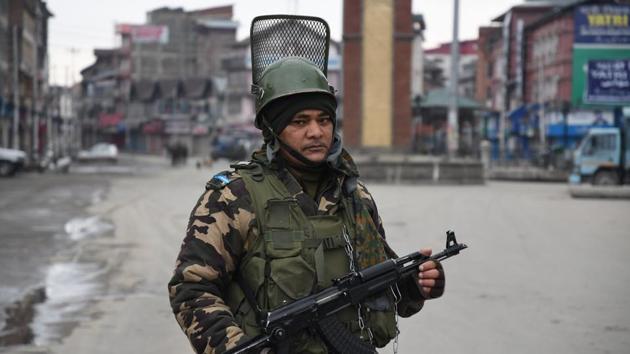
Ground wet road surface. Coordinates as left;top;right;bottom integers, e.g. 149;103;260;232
0;154;169;347
1;156;629;354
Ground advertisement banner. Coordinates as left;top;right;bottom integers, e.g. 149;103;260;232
116;24;169;44
585;59;630;104
574;4;630;44
572;47;630;106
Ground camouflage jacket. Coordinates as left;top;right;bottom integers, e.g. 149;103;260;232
168;150;425;354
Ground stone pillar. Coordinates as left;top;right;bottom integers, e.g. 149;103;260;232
342;0;412;150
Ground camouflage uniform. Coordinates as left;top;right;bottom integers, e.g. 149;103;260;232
168;149;425;354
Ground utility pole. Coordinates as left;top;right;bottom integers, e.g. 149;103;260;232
447;0;460;157
12;26;20;150
499;12;512;162
537;57;546;152
33;5;40;160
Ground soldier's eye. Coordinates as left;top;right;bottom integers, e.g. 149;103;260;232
318;117;332;125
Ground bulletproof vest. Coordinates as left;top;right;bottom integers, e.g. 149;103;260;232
223;163;398;353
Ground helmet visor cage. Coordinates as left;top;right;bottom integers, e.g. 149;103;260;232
250;15;330;84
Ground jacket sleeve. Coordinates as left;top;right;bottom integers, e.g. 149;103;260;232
168;178;256;354
356;182;425;318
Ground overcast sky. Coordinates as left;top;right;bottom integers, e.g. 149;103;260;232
46;0;523;85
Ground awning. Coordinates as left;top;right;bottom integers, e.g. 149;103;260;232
508;105;528;120
420;89;485;110
547;124;591;138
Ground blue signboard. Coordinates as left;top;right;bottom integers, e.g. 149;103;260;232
575;5;630;44
585;59;630;104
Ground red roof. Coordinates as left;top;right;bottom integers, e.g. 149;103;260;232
425;39;478;55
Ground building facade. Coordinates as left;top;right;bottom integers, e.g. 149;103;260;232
78;5;238;156
475;0;630;162
0;0;52;157
424;39;479;98
474;2;560;160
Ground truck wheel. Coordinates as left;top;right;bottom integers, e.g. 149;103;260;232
592;171;618;186
0;161;15;177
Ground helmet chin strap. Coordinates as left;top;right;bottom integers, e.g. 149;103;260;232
262;116;326;168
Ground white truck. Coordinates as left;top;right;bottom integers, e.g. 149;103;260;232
570;115;629;185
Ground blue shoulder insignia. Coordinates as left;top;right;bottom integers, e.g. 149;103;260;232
205;171;239;190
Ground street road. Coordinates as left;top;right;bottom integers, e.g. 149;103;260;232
1;158;629;354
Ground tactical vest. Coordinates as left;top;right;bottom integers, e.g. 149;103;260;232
223;163;398;353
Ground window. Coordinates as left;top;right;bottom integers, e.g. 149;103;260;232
584;134;616;155
228;96;241;115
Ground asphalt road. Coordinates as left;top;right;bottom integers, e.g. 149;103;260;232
2;159;629;354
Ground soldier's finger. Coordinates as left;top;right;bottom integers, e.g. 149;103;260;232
418;269;440;279
419;260;436;272
421;287;432;296
419;248;432;257
419;278;435;287
418;278;445;288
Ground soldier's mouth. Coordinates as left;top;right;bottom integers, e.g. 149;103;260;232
303;144;327;152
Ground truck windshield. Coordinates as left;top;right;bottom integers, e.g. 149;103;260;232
583;134;616;155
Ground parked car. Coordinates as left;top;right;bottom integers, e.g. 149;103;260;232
210;126;263;161
77;143;118;164
0;147;27;177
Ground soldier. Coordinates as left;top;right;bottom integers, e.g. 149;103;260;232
168;16;446;354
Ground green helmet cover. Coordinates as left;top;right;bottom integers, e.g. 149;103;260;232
253;57;335;128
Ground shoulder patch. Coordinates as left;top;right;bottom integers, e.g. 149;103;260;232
205;170;242;190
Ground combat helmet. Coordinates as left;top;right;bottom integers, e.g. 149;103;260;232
253;57;335;128
249;15;336;130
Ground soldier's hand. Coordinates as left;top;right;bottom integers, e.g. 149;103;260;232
417;248;445;299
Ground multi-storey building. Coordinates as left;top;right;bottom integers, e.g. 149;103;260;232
0;0;11;147
475;2;559;160
0;0;52;155
79;5;238;155
47;85;79;157
78;49;125;148
424;39;479;98
525;0;630;150
476;0;629;162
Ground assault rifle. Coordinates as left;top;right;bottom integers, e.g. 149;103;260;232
225;231;467;354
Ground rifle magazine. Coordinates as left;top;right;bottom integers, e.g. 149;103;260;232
317;316;377;354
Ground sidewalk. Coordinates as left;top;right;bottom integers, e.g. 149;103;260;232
568;184;630;199
487;166;569;182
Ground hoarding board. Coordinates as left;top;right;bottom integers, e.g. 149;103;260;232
585;59;630;104
572;48;630;106
575;4;630;44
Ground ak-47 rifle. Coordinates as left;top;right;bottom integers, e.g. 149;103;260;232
225;231;467;354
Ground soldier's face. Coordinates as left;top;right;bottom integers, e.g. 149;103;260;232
279;109;333;164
